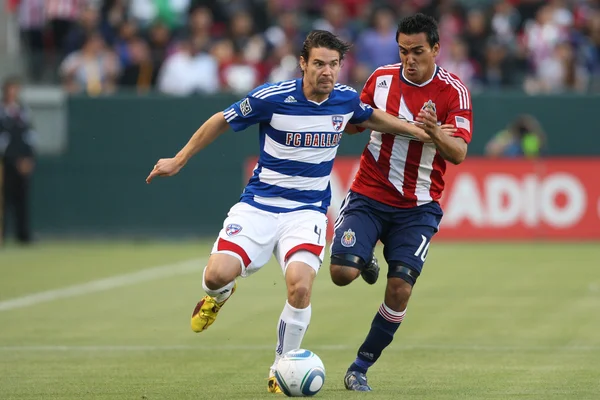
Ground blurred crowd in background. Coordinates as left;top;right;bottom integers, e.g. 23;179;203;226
6;0;600;96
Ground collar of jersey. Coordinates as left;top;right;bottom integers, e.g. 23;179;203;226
400;64;439;87
297;78;333;105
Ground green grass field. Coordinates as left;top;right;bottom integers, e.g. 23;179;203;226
1;241;599;399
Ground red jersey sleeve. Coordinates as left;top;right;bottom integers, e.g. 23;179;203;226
359;71;377;108
445;83;473;144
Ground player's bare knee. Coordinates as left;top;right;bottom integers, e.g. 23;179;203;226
287;281;312;308
285;258;317;307
329;254;364;286
204;254;242;288
330;264;358;286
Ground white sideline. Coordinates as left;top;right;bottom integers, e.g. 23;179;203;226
0;258;205;312
0;344;598;352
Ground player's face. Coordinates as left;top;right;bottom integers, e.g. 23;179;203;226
300;47;341;97
398;33;439;84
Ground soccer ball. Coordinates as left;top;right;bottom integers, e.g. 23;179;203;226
274;349;326;397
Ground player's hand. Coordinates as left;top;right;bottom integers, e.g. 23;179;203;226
146;157;184;184
416;109;441;137
411;124;455;143
440;124;457;135
410;126;433;143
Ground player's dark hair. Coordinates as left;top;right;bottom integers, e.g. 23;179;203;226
396;13;439;48
300;30;351;63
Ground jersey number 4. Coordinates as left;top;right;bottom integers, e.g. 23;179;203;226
414;235;430;262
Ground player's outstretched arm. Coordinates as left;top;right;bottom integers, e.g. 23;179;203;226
416;109;468;165
357;108;455;143
146;112;229;183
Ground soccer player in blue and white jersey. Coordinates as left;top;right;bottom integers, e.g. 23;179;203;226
146;30;439;393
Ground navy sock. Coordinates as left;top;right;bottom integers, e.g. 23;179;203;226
348;303;406;374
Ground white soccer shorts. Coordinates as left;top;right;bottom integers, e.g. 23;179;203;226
211;202;327;276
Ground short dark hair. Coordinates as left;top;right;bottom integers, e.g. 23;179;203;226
300;30;352;62
396;13;440;48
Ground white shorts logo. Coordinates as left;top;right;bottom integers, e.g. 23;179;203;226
341;229;356;247
226;223;242;236
240;98;252;116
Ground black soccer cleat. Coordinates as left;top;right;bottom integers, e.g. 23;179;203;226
344;370;372;391
360;254;380;285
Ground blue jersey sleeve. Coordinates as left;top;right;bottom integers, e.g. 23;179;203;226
223;89;275;132
348;94;373;124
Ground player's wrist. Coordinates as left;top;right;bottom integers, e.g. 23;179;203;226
428;126;443;140
174;152;189;167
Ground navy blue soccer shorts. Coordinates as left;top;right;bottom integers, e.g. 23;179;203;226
330;190;443;277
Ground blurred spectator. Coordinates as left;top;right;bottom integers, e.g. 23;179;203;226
463;9;490;65
119;37;158;92
479;39;518;89
312;1;354;43
525;41;590;93
113;19;140;67
5;0;600;93
182;6;214;52
268;39;301;82
63;5;100;55
146;21;174;72
485;114;546;158
263;10;304;51
352;6;400;85
47;0;87;59
0;76;36;245
157;37;219;95
490;0;520;48
523;5;568;76
60;32;121;95
99;0;129;45
442;38;477;88
228;10;259;53
17;0;46;82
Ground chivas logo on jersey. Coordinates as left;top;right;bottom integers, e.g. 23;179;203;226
341;229;356;247
332;115;344;132
422;100;436;113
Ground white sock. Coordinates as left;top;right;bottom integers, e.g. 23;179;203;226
270;301;312;373
201;267;235;304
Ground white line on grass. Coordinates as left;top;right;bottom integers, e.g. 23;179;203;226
0;344;598;352
0;258;205;312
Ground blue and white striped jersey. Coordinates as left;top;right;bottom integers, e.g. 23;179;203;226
223;78;373;214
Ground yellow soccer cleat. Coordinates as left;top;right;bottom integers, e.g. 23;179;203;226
267;376;283;394
190;282;236;333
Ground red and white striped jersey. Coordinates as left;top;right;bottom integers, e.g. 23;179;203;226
350;63;473;208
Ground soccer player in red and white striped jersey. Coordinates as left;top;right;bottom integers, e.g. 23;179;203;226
329;13;473;391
